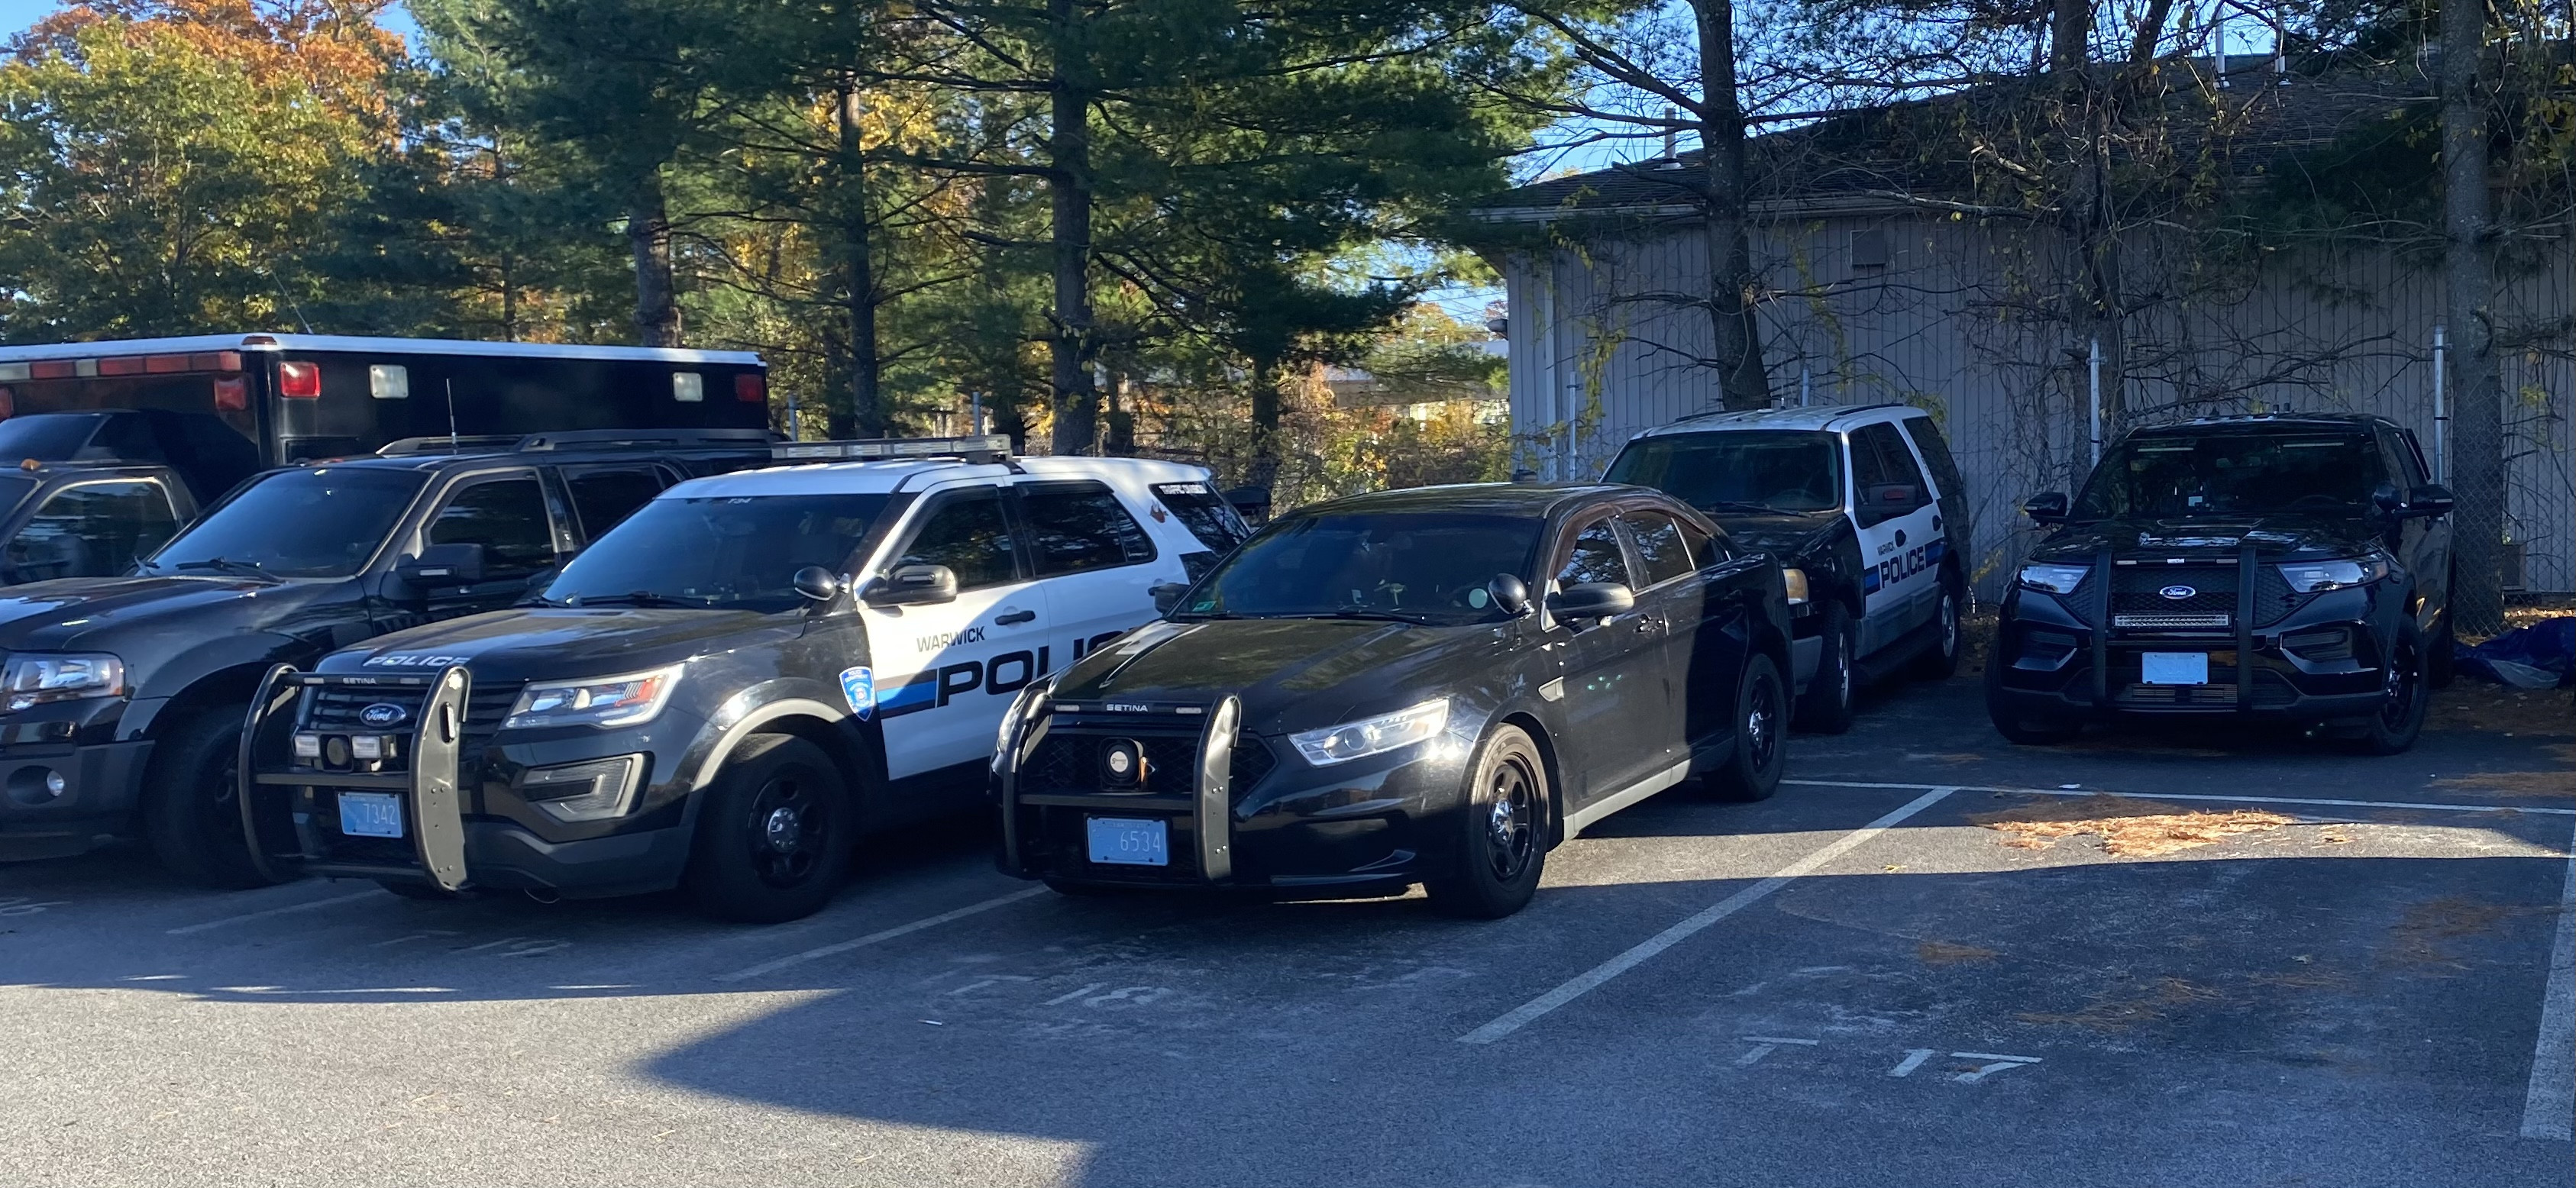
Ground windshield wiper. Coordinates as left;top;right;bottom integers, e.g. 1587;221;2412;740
1320;608;1433;625
158;557;282;583
1700;499;1783;514
568;590;698;608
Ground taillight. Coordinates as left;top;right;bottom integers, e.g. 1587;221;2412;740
279;360;321;399
213;376;248;412
735;373;766;403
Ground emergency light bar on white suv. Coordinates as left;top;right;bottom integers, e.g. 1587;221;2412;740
772;434;1010;464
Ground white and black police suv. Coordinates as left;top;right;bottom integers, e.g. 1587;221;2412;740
243;436;1250;922
1602;403;1973;733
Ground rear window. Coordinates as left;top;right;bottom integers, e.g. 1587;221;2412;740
1149;481;1251;551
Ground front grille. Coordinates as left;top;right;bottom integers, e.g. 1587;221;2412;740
2109;563;2237;627
1023;726;1273;796
1230;737;1277;792
2251;565;2311;627
301;686;430;731
462;682;525;751
2112;613;2232;629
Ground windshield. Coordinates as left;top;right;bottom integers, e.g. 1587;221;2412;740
1177;511;1541;625
147;466;426;578
1603;431;1842;513
541;493;892;612
2074;431;2386;518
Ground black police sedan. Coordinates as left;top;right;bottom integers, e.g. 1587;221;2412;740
1988;414;2454;754
994;483;1795;918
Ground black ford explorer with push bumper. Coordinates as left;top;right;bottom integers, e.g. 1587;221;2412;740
1988;414;2454;754
994;483;1796;919
0;428;771;874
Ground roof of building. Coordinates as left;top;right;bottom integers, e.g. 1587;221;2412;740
0;333;764;367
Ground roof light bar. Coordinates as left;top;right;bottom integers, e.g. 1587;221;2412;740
772;434;1010;464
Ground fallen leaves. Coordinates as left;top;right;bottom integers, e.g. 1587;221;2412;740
2017;977;2224;1031
1970;793;2298;857
2430;747;2576;799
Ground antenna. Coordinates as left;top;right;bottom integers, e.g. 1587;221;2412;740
444;379;460;453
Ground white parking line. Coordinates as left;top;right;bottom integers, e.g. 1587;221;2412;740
1788;778;2576;817
1459;786;1957;1045
165;890;384;936
715;887;1049;983
2521;828;2575;1141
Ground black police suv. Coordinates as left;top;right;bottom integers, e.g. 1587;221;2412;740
1988;414;2455;754
1603;403;1973;734
994;483;1796;919
0;428;773;875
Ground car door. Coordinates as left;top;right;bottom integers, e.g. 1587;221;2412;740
1621;507;1748;758
1847;421;1941;657
1013;479;1169;668
1547;512;1679;806
2376;425;2448;631
860;481;1051;781
408;470;565;618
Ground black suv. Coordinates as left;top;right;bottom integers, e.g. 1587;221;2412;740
1987;415;2454;754
0;428;773;875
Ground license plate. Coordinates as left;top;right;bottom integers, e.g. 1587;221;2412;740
2141;652;2210;685
1086;816;1168;866
338;791;405;839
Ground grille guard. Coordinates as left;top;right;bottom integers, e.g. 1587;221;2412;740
2085;543;2261;712
238;664;475;891
996;695;1240;883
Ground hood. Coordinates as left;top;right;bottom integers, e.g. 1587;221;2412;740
2030;513;2387;563
0;573;321;652
1702;508;1840;561
319;607;790;684
1052;618;1501;736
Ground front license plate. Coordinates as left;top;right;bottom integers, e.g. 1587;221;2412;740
338;791;405;839
1086;816;1168;866
2141;651;2211;686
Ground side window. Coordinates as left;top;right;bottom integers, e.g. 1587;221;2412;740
5;480;182;583
563;467;667;538
1554;517;1631;588
1020;483;1156;576
426;476;556;579
897;488;1020;590
1621;510;1698;587
1149;481;1252;551
2377;428;2425;488
1900;417;1967;503
1846;427;1893;500
1855;423;1932;515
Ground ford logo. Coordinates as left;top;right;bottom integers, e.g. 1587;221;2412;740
358;702;409;728
2157;585;2197;600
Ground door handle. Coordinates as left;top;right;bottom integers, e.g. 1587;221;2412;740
995;609;1037;625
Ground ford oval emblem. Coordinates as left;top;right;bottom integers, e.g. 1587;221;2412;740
358;702;409;728
2157;584;2197;600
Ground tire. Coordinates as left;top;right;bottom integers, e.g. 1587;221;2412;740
2345;625;2430;756
685;734;853;924
1984;646;2082;745
1911;572;1964;680
1423;725;1550;920
2426;605;2457;690
1794;602;1857;734
142;710;284;889
1705;654;1789;802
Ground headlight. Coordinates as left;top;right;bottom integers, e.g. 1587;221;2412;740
2;653;126;712
517;754;644;822
2277;555;2390;593
2018;563;2090;595
1290;698;1449;767
1782;568;1810;605
504;664;683;729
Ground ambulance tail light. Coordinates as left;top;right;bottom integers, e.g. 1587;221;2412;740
278;360;321;399
735;373;766;404
213;376;249;412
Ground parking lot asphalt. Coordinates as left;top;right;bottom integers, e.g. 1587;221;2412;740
2;672;2569;1188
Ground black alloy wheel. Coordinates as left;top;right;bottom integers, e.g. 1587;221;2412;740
1706;654;1788;802
687;734;853;923
143;712;286;889
2345;627;2429;756
1912;573;1964;680
1795;601;1857;734
1424;725;1549;919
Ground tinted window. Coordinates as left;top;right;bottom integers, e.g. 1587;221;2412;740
1180;511;1540;625
427;476;555;578
5;480;180;583
564;468;667;538
1901;417;1966;502
1150;481;1251;550
545;494;892;612
2074;431;2387;518
1604;431;1841;513
150;466;426;578
897;489;1020;589
1022;483;1154;576
1555;518;1631;588
1622;511;1698;587
1856;423;1931;512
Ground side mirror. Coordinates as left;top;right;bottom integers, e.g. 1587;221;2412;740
1487;573;1530;617
2371;481;2406;515
398;542;486;586
1547;581;1634;624
2022;492;2070;523
2406;483;2455;518
792;565;844;604
863;563;958;606
1150;582;1190;614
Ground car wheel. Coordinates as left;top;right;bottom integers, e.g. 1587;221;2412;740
1795;602;1857;734
1706;654;1788;802
1424;725;1549;920
1912;573;1964;680
686;734;853;924
143;710;286;889
1984;646;2080;745
2346;625;2429;756
2426;606;2457;690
